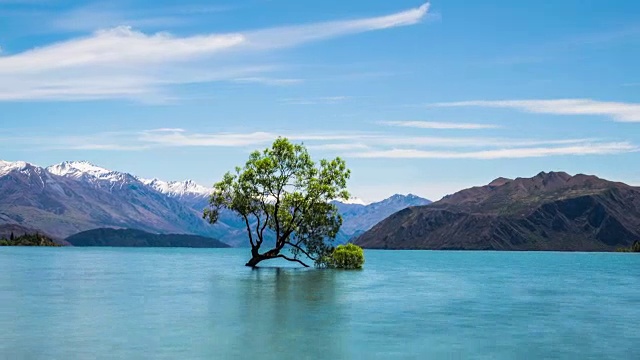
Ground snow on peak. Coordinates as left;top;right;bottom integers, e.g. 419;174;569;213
141;178;212;197
339;197;368;205
46;161;128;183
0;160;32;176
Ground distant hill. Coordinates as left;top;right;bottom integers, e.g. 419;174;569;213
332;194;431;242
66;228;230;248
355;172;640;251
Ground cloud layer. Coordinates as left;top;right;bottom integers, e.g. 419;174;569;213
0;3;430;101
381;121;499;130
7;128;635;160
432;99;640;122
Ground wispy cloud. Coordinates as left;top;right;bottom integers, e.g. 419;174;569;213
350;142;638;159
244;3;430;50
381;121;499;130
6;128;636;161
432;99;640;122
0;3;430;102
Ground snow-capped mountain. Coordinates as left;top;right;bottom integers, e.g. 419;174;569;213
141;178;212;198
332;193;431;241
0;160;224;240
141;178;213;212
340;197;368;206
0;160;31;177
47;161;136;190
0;159;431;246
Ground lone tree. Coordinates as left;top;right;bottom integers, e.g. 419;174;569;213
204;137;351;267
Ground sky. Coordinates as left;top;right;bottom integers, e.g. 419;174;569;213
1;0;639;203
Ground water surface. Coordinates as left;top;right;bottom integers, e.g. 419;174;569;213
1;248;638;359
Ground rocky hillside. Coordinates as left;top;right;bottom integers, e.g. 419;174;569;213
0;161;222;239
355;172;640;251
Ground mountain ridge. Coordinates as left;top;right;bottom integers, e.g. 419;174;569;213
0;159;430;247
355;171;640;251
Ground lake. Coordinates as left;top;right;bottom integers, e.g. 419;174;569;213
0;248;638;359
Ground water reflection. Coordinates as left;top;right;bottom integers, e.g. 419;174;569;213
209;268;347;360
1;248;638;359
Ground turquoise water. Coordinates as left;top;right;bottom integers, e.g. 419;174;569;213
0;248;638;359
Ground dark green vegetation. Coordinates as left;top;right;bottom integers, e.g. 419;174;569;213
0;232;60;246
66;228;230;248
205;138;351;267
356;172;640;251
617;241;640;252
323;243;365;269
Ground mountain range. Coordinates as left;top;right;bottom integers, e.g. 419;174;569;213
355;171;640;251
0;160;429;247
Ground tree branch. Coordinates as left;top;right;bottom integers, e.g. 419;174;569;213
277;254;310;267
284;241;317;261
241;213;256;248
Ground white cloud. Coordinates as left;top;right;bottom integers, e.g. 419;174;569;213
244;3;430;50
350;142;638;159
381;121;499;130
375;136;592;148
0;26;245;72
8;128;635;163
432;99;640;122
139;130;278;147
306;143;370;151
0;3;430;101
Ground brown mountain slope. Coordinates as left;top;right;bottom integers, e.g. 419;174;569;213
354;172;640;251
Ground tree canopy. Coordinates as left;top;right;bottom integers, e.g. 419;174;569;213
204;137;351;267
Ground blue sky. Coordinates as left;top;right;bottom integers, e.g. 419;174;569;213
1;0;639;202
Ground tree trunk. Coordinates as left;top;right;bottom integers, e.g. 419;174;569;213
245;248;280;267
245;255;264;267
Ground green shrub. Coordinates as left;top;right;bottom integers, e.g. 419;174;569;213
325;243;365;269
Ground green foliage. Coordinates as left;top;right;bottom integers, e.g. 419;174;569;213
0;233;60;247
322;243;365;269
616;241;640;253
204;137;351;267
